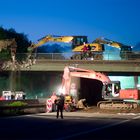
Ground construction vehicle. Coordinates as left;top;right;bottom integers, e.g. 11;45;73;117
93;37;134;60
61;66;139;110
28;34;139;60
64;94;75;111
71;37;104;60
27;35;104;60
93;37;140;60
72;37;138;60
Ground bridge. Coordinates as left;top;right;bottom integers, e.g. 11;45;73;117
22;59;140;75
1;52;140;75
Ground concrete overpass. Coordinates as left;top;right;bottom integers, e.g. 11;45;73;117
21;59;140;75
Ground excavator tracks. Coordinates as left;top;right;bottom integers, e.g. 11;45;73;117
97;100;138;110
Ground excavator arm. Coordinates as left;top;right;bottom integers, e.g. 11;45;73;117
62;66;111;95
93;37;123;49
68;66;111;84
27;35;73;52
93;37;133;51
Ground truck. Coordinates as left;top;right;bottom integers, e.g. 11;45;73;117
61;66;139;110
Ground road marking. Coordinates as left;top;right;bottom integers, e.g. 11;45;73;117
25;114;91;120
132;115;140;120
55;119;130;140
117;113;140;116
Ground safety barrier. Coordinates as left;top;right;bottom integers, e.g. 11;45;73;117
16;51;140;61
46;98;52;113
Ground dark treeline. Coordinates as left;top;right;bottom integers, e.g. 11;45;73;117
0;26;31;53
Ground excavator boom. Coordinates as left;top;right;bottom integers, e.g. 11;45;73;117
62;66;111;95
68;66;111;84
28;35;73;52
93;37;129;49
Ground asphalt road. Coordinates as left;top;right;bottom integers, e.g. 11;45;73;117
0;112;140;140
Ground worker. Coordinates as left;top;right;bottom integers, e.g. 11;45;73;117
76;98;87;109
82;42;88;59
55;94;65;119
64;95;73;112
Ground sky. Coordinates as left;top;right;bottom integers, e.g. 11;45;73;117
0;0;140;47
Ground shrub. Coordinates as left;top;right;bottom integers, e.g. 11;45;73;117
8;101;28;107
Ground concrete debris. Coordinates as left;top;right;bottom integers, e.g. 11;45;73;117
1;58;36;71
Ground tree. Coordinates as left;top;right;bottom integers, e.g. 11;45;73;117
0;26;31;53
0;27;7;39
0;26;32;63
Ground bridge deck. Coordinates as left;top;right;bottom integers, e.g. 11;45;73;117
20;59;140;73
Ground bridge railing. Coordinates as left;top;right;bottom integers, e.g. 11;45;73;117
16;51;140;61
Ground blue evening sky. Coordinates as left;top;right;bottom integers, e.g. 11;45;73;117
0;0;140;47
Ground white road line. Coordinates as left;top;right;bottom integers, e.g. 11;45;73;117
117;113;140;116
132;115;140;120
55;119;130;140
25;114;89;120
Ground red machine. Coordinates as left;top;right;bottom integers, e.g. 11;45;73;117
120;89;140;100
61;66;139;109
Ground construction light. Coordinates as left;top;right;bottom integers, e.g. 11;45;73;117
57;86;65;95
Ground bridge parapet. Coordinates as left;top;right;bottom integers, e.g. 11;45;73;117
19;59;140;73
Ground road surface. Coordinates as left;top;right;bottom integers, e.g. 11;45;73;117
0;112;140;140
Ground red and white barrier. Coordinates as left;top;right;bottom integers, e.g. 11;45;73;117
46;98;52;113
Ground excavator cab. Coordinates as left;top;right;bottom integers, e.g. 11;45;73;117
71;36;88;49
120;45;132;59
102;81;121;100
121;46;132;52
71;36;104;60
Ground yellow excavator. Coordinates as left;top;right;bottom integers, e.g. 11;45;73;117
72;37;135;60
71;37;104;60
27;35;104;60
93;37;133;59
27;35;136;60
